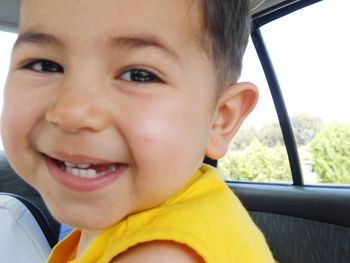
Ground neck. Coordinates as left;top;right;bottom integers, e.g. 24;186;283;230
76;229;101;258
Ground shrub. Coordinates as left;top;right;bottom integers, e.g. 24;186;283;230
310;123;350;183
219;139;291;182
291;114;322;145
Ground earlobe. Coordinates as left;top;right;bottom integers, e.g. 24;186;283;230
205;82;258;160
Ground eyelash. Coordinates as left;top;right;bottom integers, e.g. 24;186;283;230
119;68;161;83
22;59;64;73
21;59;161;84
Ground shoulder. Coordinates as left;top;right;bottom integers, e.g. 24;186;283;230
109;241;204;263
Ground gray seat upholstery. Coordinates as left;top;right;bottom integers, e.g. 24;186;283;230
0;194;51;262
0;151;59;245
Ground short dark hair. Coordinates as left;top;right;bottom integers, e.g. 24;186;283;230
202;0;251;86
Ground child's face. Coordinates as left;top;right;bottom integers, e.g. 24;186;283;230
1;0;221;229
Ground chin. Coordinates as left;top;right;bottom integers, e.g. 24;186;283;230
51;205;124;231
55;214;109;230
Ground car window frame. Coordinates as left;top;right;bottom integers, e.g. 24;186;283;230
236;0;350;188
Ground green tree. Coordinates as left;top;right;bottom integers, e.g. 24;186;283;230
291;114;322;145
257;123;284;147
229;126;257;151
240;139;290;182
219;139;291;182
218;150;241;180
238;139;271;181
310;123;350;183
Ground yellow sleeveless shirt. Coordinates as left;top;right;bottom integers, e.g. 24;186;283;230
47;164;274;263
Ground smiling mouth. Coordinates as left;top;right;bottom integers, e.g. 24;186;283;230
43;153;127;191
45;154;120;179
57;160;118;179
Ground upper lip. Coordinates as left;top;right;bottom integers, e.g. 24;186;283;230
44;152;116;165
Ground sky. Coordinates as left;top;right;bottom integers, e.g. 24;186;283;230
240;0;350;127
0;0;349;149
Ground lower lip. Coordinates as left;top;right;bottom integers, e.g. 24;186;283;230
45;157;127;192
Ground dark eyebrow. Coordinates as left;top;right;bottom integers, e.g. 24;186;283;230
13;32;182;65
14;32;62;49
111;36;181;64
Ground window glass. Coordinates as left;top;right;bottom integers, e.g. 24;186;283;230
0;31;17;150
261;0;350;185
218;39;292;184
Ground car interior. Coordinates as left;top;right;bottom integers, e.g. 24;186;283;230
0;0;349;262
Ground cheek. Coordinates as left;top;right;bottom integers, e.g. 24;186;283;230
127;108;210;168
124;114;210;206
1;79;45;173
2;76;51;136
1;106;35;183
130;119;176;155
2;90;35;143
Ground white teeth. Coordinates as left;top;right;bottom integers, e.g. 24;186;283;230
77;163;90;169
86;169;97;178
65;162;76;167
79;169;87;177
63;163;117;179
110;165;117;172
71;168;80;176
64;167;99;178
64;162;90;169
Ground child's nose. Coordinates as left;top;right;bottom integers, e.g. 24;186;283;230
45;82;109;133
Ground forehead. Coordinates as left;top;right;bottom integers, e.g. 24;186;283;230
19;0;204;51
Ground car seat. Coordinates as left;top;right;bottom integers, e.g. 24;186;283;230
0;151;60;241
0;193;52;262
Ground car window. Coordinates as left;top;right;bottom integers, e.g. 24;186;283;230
218;39;292;184
0;31;17;149
220;0;350;186
262;0;350;186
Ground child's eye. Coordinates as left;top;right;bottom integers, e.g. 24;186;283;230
22;60;64;73
119;69;160;83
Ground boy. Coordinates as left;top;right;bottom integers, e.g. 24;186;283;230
1;0;274;262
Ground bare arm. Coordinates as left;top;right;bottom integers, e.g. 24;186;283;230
110;241;205;263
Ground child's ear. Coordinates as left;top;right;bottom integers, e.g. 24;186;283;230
205;82;258;160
